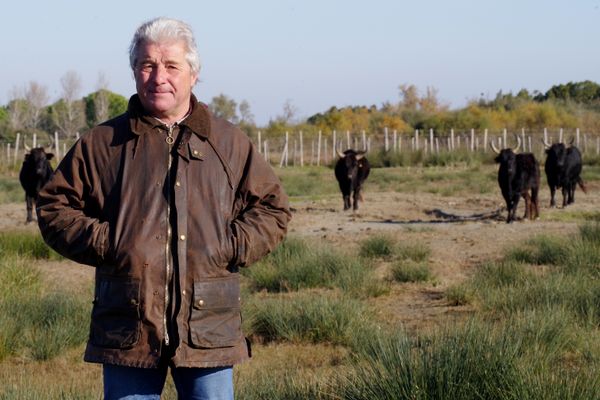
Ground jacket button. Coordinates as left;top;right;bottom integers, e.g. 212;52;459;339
182;290;186;296
175;181;181;187
197;299;204;307
180;235;186;241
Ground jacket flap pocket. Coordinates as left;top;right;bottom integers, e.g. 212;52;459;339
91;276;141;349
189;275;242;349
192;276;240;310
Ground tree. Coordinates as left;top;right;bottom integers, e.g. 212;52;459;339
23;81;49;132
84;89;128;128
94;72;111;124
7;86;27;131
238;100;254;125
209;94;238;123
52;70;85;138
398;84;419;110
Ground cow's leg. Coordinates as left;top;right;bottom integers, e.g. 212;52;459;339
352;188;361;210
25;195;33;223
509;195;520;223
531;187;539;219
522;192;531;220
567;183;575;205
549;186;556;207
561;186;568;208
343;193;351;210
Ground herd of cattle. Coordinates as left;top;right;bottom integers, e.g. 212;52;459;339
334;137;586;222
17;140;586;224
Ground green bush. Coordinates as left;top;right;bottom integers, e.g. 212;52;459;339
390;261;432;283
0;176;22;204
244;237;387;298
0;256;89;361
395;242;431;262
0;231;62;260
359;234;395;259
244;292;370;347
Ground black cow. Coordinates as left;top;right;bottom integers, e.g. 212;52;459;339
19;147;54;223
543;139;586;208
334;149;370;211
491;139;540;223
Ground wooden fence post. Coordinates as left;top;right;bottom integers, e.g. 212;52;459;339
429;129;434;153
384;127;389;152
332;130;337;159
299;131;304;167
257;131;262;154
14;132;21;165
346;130;351;150
317;130;322;166
54;131;60;160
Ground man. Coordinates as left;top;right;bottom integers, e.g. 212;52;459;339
36;17;290;399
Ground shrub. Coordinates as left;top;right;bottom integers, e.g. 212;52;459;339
244;292;371;347
0;230;62;260
390;261;431;283
359;234;395;259
245;237;387;298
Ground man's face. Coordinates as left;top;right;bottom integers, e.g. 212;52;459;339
134;39;198;123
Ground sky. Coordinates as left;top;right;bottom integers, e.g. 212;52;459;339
2;0;599;125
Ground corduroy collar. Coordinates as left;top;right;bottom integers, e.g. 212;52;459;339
128;94;211;140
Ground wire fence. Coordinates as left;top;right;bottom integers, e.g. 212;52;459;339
2;128;599;169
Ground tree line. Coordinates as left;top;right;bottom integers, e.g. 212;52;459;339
2;73;600;144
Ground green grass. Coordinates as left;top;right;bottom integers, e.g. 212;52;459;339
359;234;396;259
0;176;22;204
0;230;62;260
0;256;89;361
244;292;371;347
390;261;432;283
337;319;599;400
244;237;388;298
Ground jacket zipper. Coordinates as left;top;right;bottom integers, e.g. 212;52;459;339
163;125;176;347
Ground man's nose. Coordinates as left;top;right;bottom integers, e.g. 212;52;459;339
150;64;168;82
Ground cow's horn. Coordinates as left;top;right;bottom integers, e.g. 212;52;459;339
513;135;521;152
567;137;575;147
356;150;366;160
337;150;345;159
24;143;31;152
542;137;552;149
490;141;501;154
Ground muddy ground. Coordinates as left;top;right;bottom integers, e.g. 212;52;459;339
1;182;596;332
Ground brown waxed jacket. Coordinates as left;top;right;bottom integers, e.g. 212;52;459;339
36;95;290;368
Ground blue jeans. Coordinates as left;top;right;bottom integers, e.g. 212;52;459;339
103;363;234;400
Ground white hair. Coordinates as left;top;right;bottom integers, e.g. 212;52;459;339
129;17;201;75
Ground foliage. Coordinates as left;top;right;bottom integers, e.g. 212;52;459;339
243;237;386;298
244;291;370;346
390;261;432;283
0;254;88;361
83;89;128;128
0;230;62;260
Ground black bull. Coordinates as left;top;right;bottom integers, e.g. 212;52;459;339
543;140;587;208
491;140;540;223
334;149;370;210
19;147;54;223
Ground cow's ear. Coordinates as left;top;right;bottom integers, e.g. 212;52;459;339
46;153;55;160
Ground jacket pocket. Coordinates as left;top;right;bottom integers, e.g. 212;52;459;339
189;275;242;348
90;276;141;349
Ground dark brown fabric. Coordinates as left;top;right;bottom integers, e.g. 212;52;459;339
37;95;291;368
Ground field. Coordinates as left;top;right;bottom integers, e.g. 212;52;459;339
0;162;598;399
